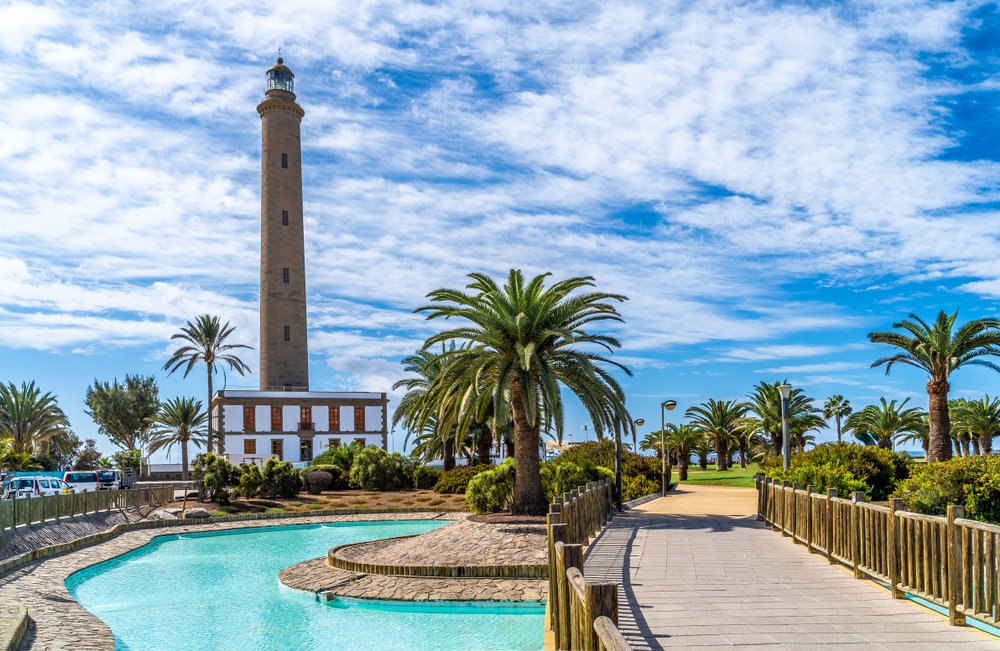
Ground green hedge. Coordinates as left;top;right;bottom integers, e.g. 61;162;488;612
764;442;912;500
434;465;496;494
892;455;1000;523
556;440;661;482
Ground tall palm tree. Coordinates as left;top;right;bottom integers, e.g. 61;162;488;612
393;349;457;469
952;396;1000;455
146;397;208;481
744;381;816;456
685;399;748;471
664;425;702;480
0;382;70;455
868;310;1000;462
822;395;853;443
416;270;632;515
843;398;925;450
163;315;253;454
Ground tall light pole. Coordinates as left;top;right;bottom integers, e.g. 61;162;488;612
582;425;588;442
779;384;792;471
660;400;677;494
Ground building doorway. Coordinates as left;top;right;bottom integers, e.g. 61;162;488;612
271;439;283;461
300;438;313;463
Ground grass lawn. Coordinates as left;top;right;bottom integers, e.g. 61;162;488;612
677;468;758;488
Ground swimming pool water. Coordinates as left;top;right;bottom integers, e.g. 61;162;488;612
66;521;545;651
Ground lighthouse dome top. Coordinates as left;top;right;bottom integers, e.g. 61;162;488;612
266;58;295;94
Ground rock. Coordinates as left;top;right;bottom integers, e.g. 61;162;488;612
186;491;200;498
301;471;332;495
149;509;179;520
163;508;183;515
183;508;211;518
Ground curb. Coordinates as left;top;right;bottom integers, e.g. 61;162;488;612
0;600;27;651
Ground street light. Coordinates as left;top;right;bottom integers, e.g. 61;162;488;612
615;417;644;512
660;400;677;495
778;384;792;471
582;425;588;442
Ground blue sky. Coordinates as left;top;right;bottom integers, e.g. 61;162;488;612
1;0;999;460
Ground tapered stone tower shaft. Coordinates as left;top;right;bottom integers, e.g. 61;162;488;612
257;58;309;390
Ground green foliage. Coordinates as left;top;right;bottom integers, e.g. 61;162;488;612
234;463;265;499
621;475;660;502
539;459;614;502
349;447;414;491
98;449;141;473
0;381;71;456
764;442;912;500
73;438;102;470
433;464;495;494
467;459;517;513
261;458;303;498
892;455;1000;523
311;443;363;489
84;375;159;452
33;453;58;471
216;505;238;514
555;440;660;482
192;453;235;504
413;466;442;490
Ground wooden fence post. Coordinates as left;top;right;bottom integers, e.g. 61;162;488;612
827;488;837;564
851;492;864;578
888;498;903;598
554;538;569;650
548;505;563;643
780;481;790;536
583;581;618;650
563;544;584;649
806;485;815;553
948;505;966;626
791;483;801;543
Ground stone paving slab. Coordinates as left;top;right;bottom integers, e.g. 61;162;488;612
1;512;461;651
584;485;1000;651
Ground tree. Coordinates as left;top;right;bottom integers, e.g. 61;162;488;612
894;416;929;456
74;438;102;470
1;438;43;472
868;310;1000;462
744;381;816;455
822;395;853;443
394;348;459;470
663;424;702;480
0;382;70;455
694;438;713;470
685;399;748;471
84;375;160;452
952;396;1000;455
843;398;925;450
163;315;253;454
146;397;208;481
639;431;667;459
416;270;632;515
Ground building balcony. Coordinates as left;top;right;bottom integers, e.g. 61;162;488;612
298;422;314;431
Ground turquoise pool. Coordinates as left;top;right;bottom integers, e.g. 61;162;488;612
66;521;545;651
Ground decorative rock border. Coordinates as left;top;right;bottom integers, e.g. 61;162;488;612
0;600;26;651
328;536;549;578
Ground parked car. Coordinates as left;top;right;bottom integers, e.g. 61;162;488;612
63;471;100;493
2;476;73;499
95;469;136;490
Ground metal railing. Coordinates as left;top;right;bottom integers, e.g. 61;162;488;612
758;477;1000;628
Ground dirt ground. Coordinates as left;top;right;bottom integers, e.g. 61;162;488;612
162;488;468;514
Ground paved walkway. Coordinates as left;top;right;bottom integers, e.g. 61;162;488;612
585;484;1000;651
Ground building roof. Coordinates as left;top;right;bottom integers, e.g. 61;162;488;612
213;390;386;401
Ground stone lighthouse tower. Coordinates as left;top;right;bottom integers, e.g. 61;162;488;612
257;58;309;391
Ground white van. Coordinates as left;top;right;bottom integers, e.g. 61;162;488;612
63;471;100;493
2;476;73;499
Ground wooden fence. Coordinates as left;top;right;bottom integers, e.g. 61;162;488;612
0;487;173;534
758;476;1000;628
548;478;632;651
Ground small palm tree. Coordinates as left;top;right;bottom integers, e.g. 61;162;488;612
416;270;632;515
843;398;925;450
686;399;748;471
664;425;702;480
146;398;208;481
639;431;667;459
822;395;853;443
894;418;929;456
163;315;253;454
694;438;713;470
868;310;1000;462
952;396;1000;455
0;382;70;455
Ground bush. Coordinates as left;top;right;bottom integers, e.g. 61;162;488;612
540;460;614;502
261;458;303;498
413;466;442;490
622;475;661;502
301;471;333;495
193;454;235;504
306;464;342;487
234;464;265;499
892;455;1000;523
764;442;912;500
434;465;495;494
33;453;58;471
557;440;660;482
467;459;517;513
216;505;238;514
311;443;363;487
349;447;413;491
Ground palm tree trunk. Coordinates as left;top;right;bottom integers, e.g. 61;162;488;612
206;363;215;454
679;457;689;481
972;439;981;456
505;436;514;458
476;425;493;466
980;434;993;455
509;377;547;516
181;438;190;482
698;452;707;470
738;438;747;469
961;437;970;457
926;379;952;462
770;431;781;456
442;437;455;471
877;436;892;450
715;438;728;471
836;415;842;443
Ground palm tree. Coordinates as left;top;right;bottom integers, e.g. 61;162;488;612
393;349;457;469
694;438;713;470
416;270;632;515
744;381;816;456
894;417;929;456
843;398;925;450
639;431;666;459
163;315;253;454
0;382;70;455
664;425;702;480
952;396;1000;455
685;399;748;471
822;395;853;443
868;310;1000;462
146;397;208;481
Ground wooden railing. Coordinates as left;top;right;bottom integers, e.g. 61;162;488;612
548;478;631;651
758;477;1000;629
0;487;173;534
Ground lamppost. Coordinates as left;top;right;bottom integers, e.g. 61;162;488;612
778;384;792;470
582;425;588;442
660;400;677;494
615;417;644;511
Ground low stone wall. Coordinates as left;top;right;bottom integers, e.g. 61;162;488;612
328;539;549;578
0;600;26;651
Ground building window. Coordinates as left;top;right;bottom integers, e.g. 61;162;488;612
281;153;288;168
283;268;289;283
271;406;282;431
300;406;312;430
330;438;341;449
355;407;365;431
243;406;255;431
282;211;288;225
330;407;340;431
271;439;283;460
284;326;290;341
354;438;366;447
244;439;256;455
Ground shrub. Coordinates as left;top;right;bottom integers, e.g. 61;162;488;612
216;505;239;514
892;455;1000;523
428;499;445;506
301;471;333;495
467;459;517;514
621;475;661;502
434;465;495;494
260;458;304;498
350;447;413;491
311;443;363;488
192;454;235;504
764;442;912;500
288;501;303;507
234;464;265;500
540;460;614;502
413;466;442;490
557;440;660;482
305;464;342;488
